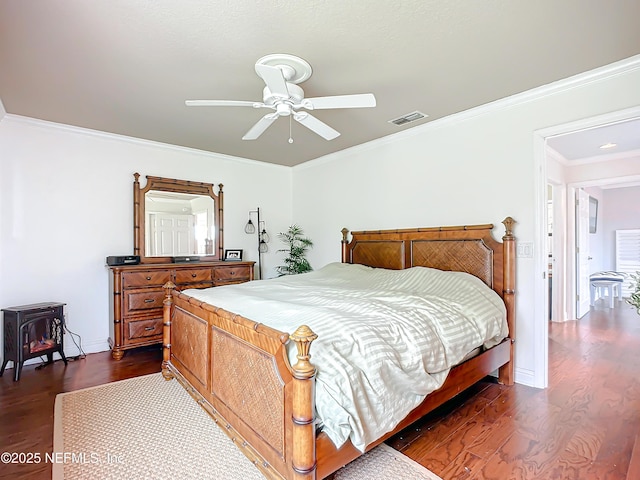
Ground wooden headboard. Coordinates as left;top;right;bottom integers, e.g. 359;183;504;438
341;217;516;342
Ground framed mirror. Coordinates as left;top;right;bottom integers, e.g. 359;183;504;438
133;173;224;263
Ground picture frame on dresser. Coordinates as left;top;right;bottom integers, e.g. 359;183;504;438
224;249;243;261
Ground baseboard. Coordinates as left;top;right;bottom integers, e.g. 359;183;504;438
514;367;537;388
65;338;110;356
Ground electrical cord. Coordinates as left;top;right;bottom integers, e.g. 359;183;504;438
63;323;87;361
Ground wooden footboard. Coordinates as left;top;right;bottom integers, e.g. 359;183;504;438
161;218;516;480
161;286;318;479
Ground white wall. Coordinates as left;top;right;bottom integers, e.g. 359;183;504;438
566;154;640;184
0;116;292;359
292;59;640;387
603;185;640;269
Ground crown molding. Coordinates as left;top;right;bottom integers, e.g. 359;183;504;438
297;54;640;171
2;114;290;171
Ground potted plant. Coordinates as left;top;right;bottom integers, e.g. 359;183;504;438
627;272;640;314
276;225;313;276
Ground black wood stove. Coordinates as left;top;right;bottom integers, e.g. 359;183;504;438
1;302;68;381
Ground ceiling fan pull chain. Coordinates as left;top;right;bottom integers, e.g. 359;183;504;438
288;115;294;144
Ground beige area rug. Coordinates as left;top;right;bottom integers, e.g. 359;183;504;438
53;373;442;480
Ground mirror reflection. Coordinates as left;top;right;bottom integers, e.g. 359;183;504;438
145;190;215;256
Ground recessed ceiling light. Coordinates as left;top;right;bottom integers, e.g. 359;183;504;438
599;142;617;149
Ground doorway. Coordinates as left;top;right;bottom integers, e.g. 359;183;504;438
534;106;640;389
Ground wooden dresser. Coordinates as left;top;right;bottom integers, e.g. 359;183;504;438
108;261;254;360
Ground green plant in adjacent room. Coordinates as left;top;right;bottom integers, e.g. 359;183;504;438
627;271;640;314
276;224;313;276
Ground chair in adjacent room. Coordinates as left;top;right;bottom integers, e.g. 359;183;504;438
589;271;625;308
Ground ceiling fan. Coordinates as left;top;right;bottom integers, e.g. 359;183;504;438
185;54;376;142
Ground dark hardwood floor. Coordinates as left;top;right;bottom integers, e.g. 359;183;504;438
0;303;638;479
389;302;640;479
0;345;162;480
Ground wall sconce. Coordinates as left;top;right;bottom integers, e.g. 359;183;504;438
245;207;269;279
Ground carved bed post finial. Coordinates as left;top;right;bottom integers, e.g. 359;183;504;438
341;228;350;264
290;325;318;379
502;216;515;240
161;281;176;380
290;325;318;479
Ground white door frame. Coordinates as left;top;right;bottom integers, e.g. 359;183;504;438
575;188;591;318
533;105;640;389
547;180;567;323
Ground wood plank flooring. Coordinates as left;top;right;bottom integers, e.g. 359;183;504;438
0;303;638;479
388;302;640;479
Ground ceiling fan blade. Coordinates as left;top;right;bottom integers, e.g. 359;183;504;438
303;93;376;110
242;114;278;140
255;64;290;98
185;100;261;107
294;112;340;140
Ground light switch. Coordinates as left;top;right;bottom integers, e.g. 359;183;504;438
517;242;534;258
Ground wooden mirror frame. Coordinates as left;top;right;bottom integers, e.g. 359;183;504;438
133;173;224;264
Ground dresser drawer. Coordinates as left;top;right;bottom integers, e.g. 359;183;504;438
175;267;213;285
124;288;165;315
122;270;171;288
126;317;163;343
110;262;253;360
214;265;251;284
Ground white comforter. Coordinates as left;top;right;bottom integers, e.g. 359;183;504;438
183;262;507;452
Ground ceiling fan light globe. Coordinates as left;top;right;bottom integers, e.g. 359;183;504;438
276;104;291;116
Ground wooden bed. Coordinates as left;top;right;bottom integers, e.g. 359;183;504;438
161;217;516;479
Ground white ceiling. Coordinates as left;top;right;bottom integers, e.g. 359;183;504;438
1;1;639;167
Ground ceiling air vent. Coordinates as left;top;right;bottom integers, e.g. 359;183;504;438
388;111;428;126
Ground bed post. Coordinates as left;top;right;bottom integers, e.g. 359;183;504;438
341;228;349;263
218;183;224;259
161;282;176;380
290;325;318;480
499;217;516;385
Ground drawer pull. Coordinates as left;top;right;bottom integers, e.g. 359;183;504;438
230;271;235;275
191;273;197;278
144;299;155;303
144;326;155;331
146;276;152;280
